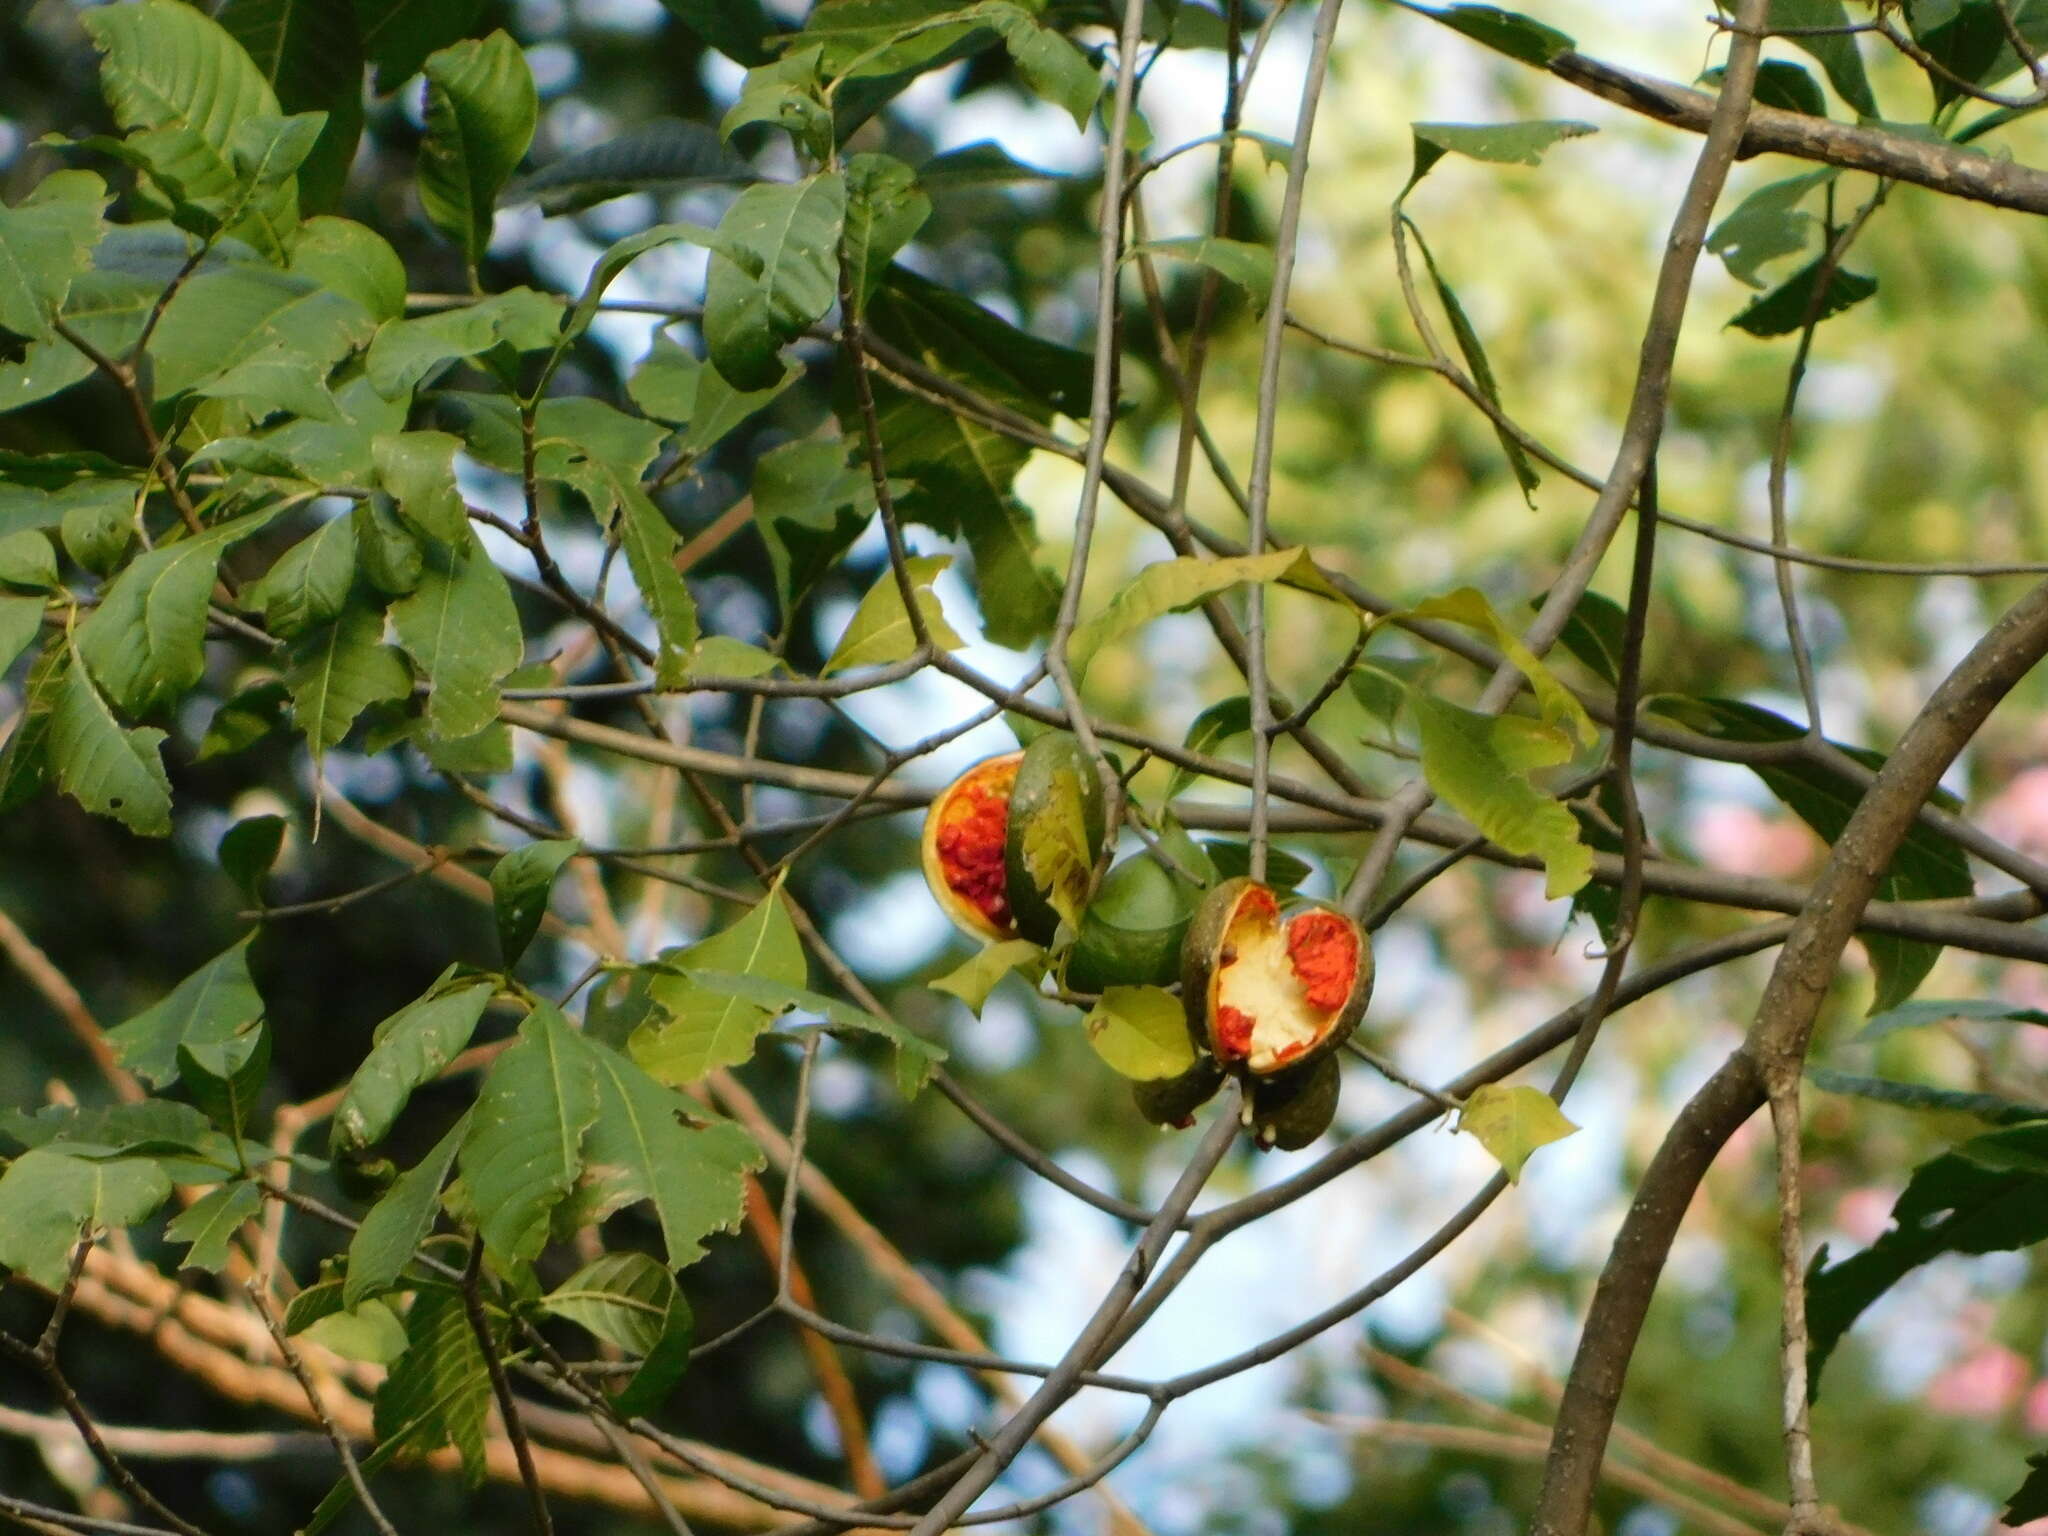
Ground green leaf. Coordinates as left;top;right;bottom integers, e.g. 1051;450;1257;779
0;641;67;813
1410;693;1592;898
346;1113;467;1306
1201;838;1312;890
49;659;174;838
703;174;847;390
166;1180;262;1272
1708;170;1836;289
1068;547;1347;680
219;815;287;903
655;0;774;66
1859;997;2048;1042
1165;695;1253;800
1808;1122;2048;1395
492;839;579;966
373;432;468;544
752;436;878;615
632;881;805;1084
1769;0;1879;119
721;46;833;155
0;1099;225;1165
419;32;537;272
0;172;107;345
218;0;367;210
364;287;563;397
1808;1067;2048;1128
1405;587;1594;744
301;1296;408;1364
1082;985;1197;1081
355;0;486;88
287;599;414;751
0;529;59;591
673;970;946;1098
1402;222;1539;501
1645;696;1971;1011
1133;236;1273;308
1535;587;1627;688
0;593;43;680
558;1030;762;1267
150;263;376;405
610;484;699;688
458;1003;600;1265
2007;1456;2048;1526
179;1018;271;1133
76;510;277;718
256;513;358;637
1456;1082;1577;1181
542;1251;693;1415
390;529;523;741
0;254;159;414
510;120;752;215
108;936;265;1088
0;477;133;552
1409;4;1576;66
197;678;289;762
333;971;497;1153
996;12;1101;127
82;0;298;258
1906;0;2048;108
0;1148;172;1288
841;154;931;316
1409;119;1595;182
930;939;1045;1014
1701;58;1830;118
352;494;424;595
823;555;965;674
1729;258;1877;337
290;216;407;322
689;636;783;679
372;1286;492;1486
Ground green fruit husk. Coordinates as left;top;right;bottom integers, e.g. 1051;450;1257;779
1067;854;1199;991
1132;1056;1225;1129
1250;1054;1341;1151
1001;732;1107;946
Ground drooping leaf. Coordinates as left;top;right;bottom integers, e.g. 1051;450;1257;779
287;598;414;751
822;555;965;674
557;1030;763;1268
931;939;1046;1014
1536;586;1627;688
1410;693;1592;898
1808;1067;2048;1128
418;32;537;272
1406;587;1594;744
459;1004;600;1266
371;1285;492;1486
1859;997;2048;1043
1408;3;1576;66
655;0;774;66
390;529;523;741
1905;0;2048;108
0;1148;173;1288
1729;258;1878;337
49;659;174;838
1082;985;1198;1081
703;174;846;390
1133;236;1274;308
107;936;265;1088
1768;0;1880;118
1808;1122;2048;1395
508;120;752;214
1165;695;1253;800
218;0;368;210
1701;58;1830;118
332;971;497;1153
0;172;107;345
994;10;1101;127
1068;548;1347;680
542;1251;694;1416
632;882;806;1085
491;839;580;966
346;1113;468;1306
1409;119;1595;183
1456;1082;1577;1181
1017;765;1093;933
354;0;487;88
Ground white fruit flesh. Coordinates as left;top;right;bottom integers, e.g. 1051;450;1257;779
1211;900;1328;1075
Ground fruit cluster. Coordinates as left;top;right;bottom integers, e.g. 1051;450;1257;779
922;737;1374;1150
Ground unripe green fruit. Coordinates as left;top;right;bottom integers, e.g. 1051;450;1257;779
1249;1054;1341;1151
1066;854;1198;992
1132;1056;1224;1129
1000;732;1108;946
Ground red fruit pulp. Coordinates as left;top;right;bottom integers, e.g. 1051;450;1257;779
1286;912;1357;1012
936;766;1016;929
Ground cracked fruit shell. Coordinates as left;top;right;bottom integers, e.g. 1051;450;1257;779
1181;877;1371;1077
921;735;1107;946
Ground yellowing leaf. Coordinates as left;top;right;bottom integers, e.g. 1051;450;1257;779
1068;548;1353;680
1410;693;1593;898
1457;1082;1577;1182
930;939;1044;1015
1082;985;1196;1081
822;554;963;675
1404;587;1596;746
1018;766;1092;933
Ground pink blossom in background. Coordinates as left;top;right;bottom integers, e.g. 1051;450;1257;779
2024;1378;2048;1437
1926;1343;2029;1417
1984;766;2048;856
1689;803;1820;878
2000;1518;2048;1535
1834;1186;1899;1247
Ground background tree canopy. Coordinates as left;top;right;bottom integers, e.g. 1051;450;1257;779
10;1;2048;1534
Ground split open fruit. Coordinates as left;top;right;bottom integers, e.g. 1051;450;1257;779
921;734;1106;947
1182;877;1371;1078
